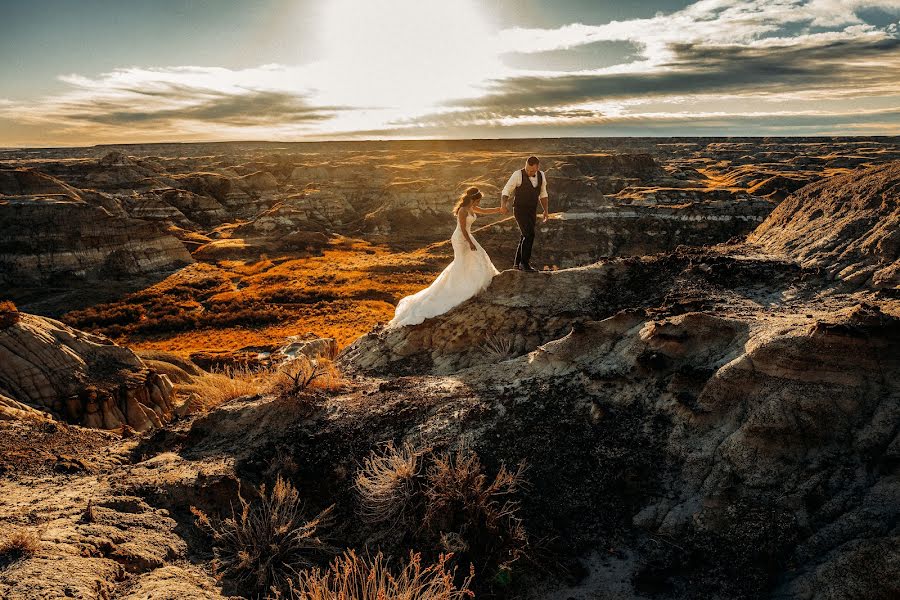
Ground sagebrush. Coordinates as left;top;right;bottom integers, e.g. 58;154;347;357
288;549;473;600
192;475;334;596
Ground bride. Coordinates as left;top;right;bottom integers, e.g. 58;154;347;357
389;187;505;328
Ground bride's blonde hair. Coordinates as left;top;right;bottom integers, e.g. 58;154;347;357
453;186;482;215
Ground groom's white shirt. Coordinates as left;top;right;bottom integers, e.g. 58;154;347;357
502;169;549;200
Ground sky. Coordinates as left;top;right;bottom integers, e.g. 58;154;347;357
1;0;899;146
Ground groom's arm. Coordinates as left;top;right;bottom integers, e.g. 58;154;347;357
540;173;549;221
500;171;519;212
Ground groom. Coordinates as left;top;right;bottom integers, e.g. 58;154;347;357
501;156;549;272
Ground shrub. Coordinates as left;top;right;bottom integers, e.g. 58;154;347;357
355;442;428;527
288;550;473;600
0;529;40;567
268;358;346;398
0;300;20;329
192;475;334;596
423;449;529;579
354;445;530;590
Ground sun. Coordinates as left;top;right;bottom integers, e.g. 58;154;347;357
314;0;500;114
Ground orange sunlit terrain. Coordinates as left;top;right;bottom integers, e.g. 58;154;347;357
64;238;449;355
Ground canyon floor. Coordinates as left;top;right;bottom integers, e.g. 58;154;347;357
0;138;898;599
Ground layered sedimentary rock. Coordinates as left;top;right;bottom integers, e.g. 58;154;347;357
475;198;772;268
0;312;176;431
749;160;900;289
0;196;194;285
0;167;83;199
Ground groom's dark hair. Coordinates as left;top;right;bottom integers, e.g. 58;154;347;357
526;156;540;165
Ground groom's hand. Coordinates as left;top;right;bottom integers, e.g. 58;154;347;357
542;212;549;223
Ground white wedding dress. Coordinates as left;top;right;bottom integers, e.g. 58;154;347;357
389;212;499;328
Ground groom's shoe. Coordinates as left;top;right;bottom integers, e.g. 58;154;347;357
514;263;522;270
521;264;538;272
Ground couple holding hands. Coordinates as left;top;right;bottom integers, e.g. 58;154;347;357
389;156;550;328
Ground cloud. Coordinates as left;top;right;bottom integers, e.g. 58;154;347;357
1;0;898;144
493;0;900;60
450;36;900;114
340;105;900;139
63;90;334;127
1;64;340;140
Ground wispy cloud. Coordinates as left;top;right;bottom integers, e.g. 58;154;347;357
2;65;339;139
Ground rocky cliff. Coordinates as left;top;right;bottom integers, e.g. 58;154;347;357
749;161;899;289
331;161;900;598
0;196;194;286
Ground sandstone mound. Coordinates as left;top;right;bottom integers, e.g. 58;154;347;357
97;151;138;167
747;173;812;200
749;161;900;288
0;312;176;431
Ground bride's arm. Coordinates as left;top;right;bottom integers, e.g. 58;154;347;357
472;205;505;215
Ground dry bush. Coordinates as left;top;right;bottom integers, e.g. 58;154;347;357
0;529;40;566
192;475;334;597
354;445;531;590
287;550;473;600
267;358;346;397
481;333;514;361
0;300;20;329
424;449;529;580
355;442;428;526
180;363;268;414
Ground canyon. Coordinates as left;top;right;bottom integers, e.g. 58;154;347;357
0;139;898;600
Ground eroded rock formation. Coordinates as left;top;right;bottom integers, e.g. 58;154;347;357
749;161;900;288
0;196;194;286
0;313;176;431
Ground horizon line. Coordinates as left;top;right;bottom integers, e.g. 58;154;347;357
4;133;900;151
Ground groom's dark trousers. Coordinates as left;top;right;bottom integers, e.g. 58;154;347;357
512;168;542;268
513;203;537;268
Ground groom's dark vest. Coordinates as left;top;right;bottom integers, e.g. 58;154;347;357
513;169;542;210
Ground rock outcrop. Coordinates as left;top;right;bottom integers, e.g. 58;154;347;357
0;167;83;199
0;196;194;286
749;160;900;289
0;313;176;431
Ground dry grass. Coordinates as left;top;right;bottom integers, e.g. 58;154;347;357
63;241;448;353
423;449;530;580
0;300;20;329
355;442;428;527
0;529;40;566
481;333;514;361
354;445;531;589
287;550;473;600
192;475;334;597
269;358;347;397
174;357;346;415
179;363;269;414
